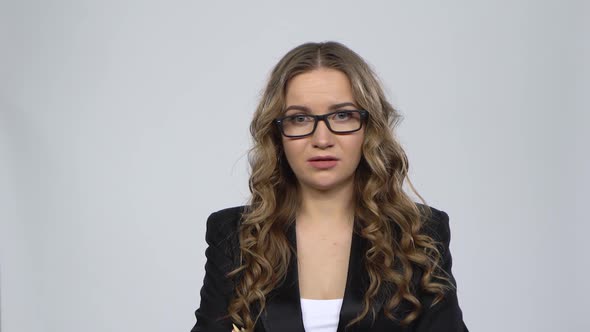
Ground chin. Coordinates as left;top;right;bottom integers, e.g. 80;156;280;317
305;177;350;191
311;183;338;191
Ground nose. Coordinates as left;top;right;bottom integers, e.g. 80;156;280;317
311;119;335;149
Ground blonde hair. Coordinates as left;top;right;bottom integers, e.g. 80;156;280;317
226;41;454;331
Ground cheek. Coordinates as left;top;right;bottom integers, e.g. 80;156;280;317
282;140;303;165
347;135;365;158
348;139;365;170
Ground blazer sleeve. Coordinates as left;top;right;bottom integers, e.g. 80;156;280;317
190;211;236;332
414;209;469;332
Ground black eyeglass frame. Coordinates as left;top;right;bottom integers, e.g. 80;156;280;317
275;109;369;138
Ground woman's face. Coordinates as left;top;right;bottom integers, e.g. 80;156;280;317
281;68;365;192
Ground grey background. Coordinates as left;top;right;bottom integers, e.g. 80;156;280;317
1;1;588;331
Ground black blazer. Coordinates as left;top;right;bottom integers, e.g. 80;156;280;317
191;205;468;332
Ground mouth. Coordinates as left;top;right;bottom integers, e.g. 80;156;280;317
308;156;339;162
307;156;339;169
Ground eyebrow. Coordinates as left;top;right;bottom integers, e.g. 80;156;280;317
283;102;357;114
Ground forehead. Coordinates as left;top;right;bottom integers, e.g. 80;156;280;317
285;68;354;110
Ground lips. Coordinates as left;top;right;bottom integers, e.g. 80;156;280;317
307;156;339;170
308;156;339;161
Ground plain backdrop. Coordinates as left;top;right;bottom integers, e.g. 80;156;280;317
1;1;588;331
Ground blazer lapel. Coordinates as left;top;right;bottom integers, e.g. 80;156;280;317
261;220;387;332
261;221;305;332
337;230;373;332
336;226;389;331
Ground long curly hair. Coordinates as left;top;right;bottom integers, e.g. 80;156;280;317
226;41;454;331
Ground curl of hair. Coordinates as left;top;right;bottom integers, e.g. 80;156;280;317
225;41;455;331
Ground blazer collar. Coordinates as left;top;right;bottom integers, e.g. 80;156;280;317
261;220;385;332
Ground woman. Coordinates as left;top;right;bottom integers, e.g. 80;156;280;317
191;41;468;332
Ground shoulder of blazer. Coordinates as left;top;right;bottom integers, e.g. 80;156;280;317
205;205;248;263
414;203;459;296
416;203;451;247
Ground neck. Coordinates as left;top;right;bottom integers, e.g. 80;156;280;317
296;180;356;227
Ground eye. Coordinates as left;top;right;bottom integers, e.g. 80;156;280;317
294;115;308;122
285;114;313;124
333;111;353;120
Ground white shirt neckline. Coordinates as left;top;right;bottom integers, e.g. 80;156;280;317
300;297;344;332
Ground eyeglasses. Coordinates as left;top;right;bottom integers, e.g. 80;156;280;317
275;110;368;138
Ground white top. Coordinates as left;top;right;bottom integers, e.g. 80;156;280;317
300;298;343;332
